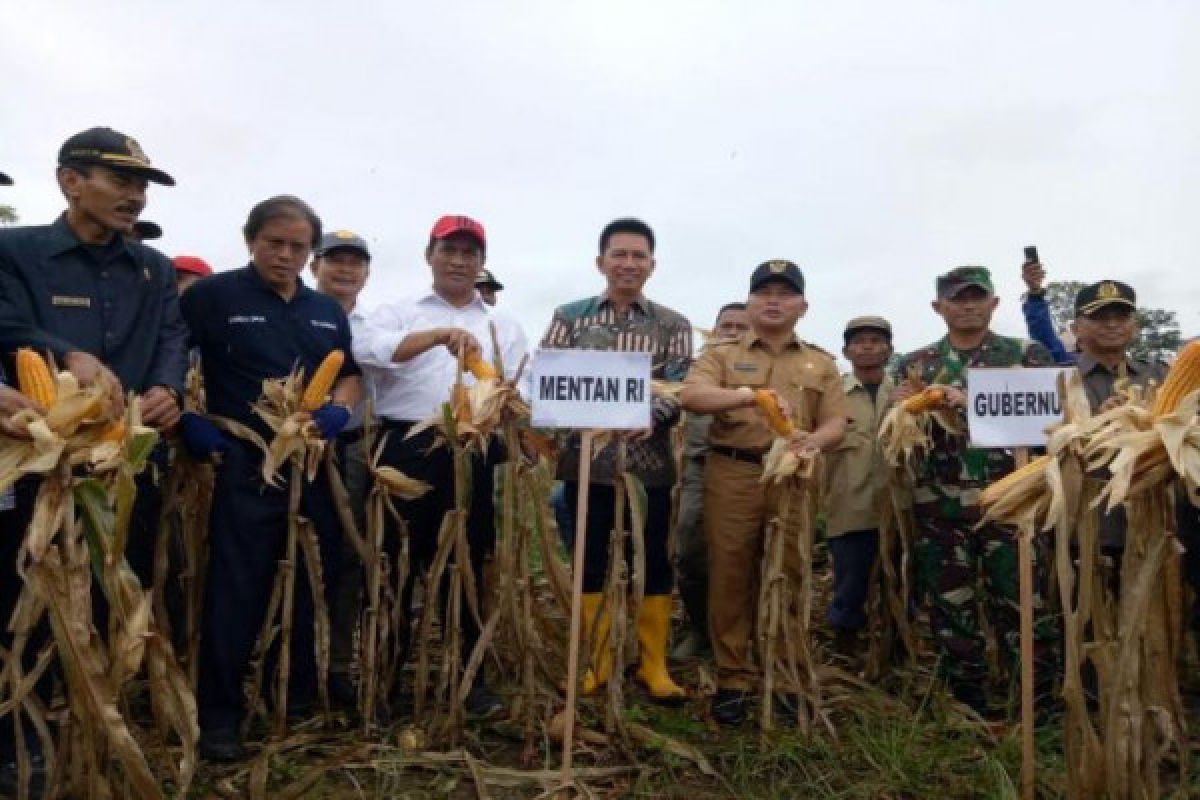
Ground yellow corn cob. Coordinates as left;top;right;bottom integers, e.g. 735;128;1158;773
16;348;57;408
465;351;497;381
1151;340;1200;418
98;420;126;443
983;453;1049;498
902;386;945;413
300;349;344;411
754;389;795;437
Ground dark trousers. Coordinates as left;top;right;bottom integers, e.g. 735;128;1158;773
562;481;673;596
2;450;166;761
380;420;497;668
827;529;879;631
0;480;51;763
330;432;369;675
1178;488;1200;632
197;439;343;733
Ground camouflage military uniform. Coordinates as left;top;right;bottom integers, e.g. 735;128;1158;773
895;332;1059;700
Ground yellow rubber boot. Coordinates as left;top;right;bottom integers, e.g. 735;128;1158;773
635;595;687;703
580;593;612;695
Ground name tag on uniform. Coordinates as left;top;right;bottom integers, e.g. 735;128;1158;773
228;315;266;324
733;362;759;373
310;319;337;331
52;295;91;308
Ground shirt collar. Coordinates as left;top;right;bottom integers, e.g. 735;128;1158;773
238;262;314;301
939;330;1000;354
418;289;489;312
47;213;135;261
1076;352;1141;377
843;371;892;392
747;330;801;350
599;292;651;315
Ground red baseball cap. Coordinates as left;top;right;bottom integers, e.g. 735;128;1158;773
429;214;486;249
173;255;213;277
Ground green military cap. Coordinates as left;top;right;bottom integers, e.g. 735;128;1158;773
1075;280;1136;316
750;259;804;294
936;266;993;299
843;315;892;342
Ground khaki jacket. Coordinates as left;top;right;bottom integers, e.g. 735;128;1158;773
822;373;892;537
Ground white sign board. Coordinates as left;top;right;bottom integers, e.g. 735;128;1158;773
531;349;653;429
967;367;1069;448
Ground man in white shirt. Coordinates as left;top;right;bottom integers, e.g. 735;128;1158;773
310;229;373;711
354;214;528;717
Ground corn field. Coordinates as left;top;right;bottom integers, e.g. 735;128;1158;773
4;342;1200;798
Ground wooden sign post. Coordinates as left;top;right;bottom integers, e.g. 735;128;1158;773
967;368;1066;800
1015;447;1034;800
560;431;595;786
529;349;654;791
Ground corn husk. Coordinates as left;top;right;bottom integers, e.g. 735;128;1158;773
2;386;197;798
977;372;1198;798
877;387;963;474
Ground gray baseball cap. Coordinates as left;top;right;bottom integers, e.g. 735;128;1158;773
315;229;371;260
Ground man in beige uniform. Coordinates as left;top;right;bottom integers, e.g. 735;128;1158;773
821;316;894;663
672;302;751;661
681;259;846;725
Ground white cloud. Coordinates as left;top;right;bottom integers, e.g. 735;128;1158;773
2;0;1197;356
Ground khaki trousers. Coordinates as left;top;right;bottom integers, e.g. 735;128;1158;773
704;451;806;691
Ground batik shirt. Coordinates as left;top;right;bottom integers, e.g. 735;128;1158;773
539;293;692;487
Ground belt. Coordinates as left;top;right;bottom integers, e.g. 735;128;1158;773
710;444;766;465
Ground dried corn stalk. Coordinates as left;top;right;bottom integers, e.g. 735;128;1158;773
757;456;826;735
2;375;198;798
358;429;428;729
980;371;1198;798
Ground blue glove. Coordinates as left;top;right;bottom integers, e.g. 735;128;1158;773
311;403;351;440
177;412;229;460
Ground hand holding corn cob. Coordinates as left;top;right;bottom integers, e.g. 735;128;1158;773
744;388;795;436
0;384;39;438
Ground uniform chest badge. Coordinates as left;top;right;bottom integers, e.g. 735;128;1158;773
51;295;91;308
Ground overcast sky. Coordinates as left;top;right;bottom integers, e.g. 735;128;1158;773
3;1;1198;360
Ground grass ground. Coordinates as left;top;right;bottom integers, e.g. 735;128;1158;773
178;539;1200;799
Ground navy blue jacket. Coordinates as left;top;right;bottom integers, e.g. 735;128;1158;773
180;265;360;436
0;214;188;395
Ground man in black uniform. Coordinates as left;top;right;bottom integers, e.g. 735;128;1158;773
179;195;362;761
0;128;188;794
1069;281;1168;576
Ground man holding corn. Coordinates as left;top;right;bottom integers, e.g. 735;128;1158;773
672;302;751;662
0;130;190;792
540;217;694;704
892;266;1058;717
354;214;528;718
680;259;846;726
179;196;362;761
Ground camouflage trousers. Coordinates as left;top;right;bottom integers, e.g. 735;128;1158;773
913;506;1059;690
